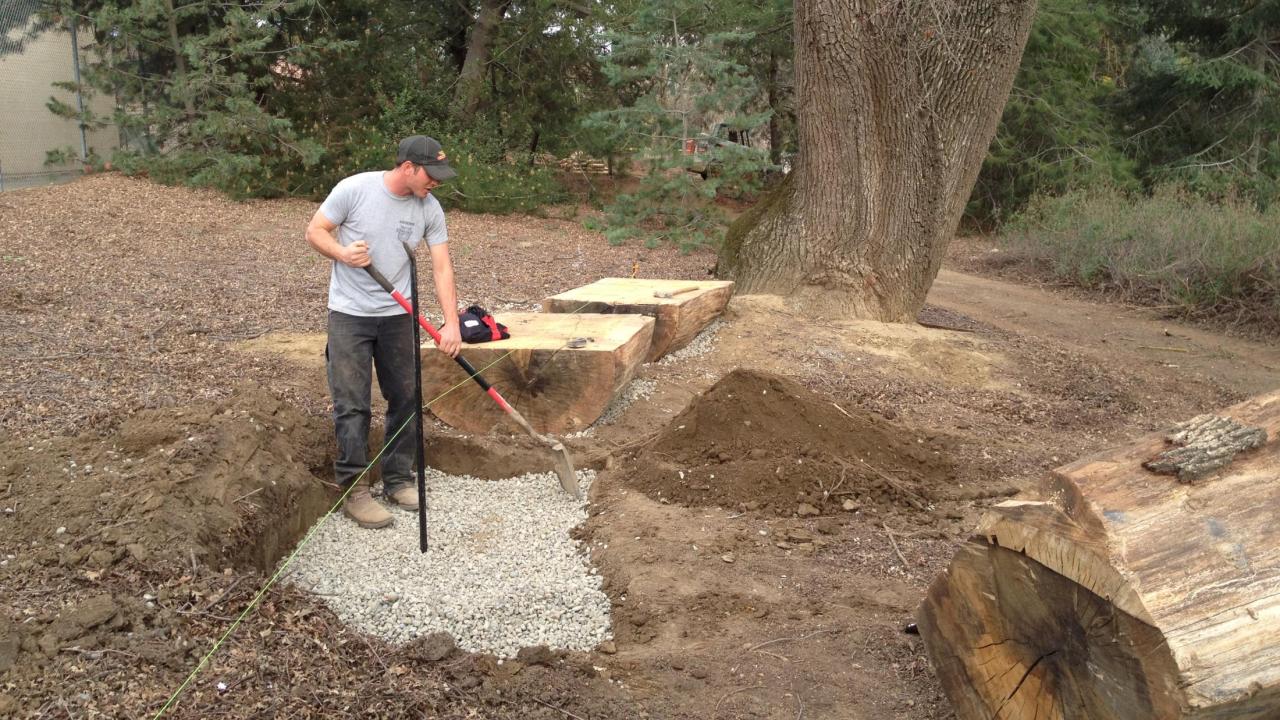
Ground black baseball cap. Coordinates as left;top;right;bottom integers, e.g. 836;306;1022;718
396;135;457;181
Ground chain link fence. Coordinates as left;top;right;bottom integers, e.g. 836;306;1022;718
0;0;118;191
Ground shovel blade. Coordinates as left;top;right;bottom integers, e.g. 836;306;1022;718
549;443;581;499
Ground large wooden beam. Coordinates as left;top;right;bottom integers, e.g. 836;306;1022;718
542;278;733;362
420;312;653;435
918;392;1280;720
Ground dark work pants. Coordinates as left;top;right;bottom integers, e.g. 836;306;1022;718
326;310;418;491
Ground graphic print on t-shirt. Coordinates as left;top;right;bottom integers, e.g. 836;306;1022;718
396;220;415;244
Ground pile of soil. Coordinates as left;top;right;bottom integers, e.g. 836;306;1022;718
625;369;958;516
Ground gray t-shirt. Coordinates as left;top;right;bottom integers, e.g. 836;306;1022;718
318;171;448;317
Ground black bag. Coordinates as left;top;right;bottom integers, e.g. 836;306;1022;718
458;304;510;343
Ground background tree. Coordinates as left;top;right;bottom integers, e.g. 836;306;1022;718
452;0;510;119
968;0;1139;223
1;0;56;56
24;0;1273;244
43;0;330;197
1120;0;1279;203
585;0;777;249
718;0;1039;320
731;0;795;166
971;0;1280;221
467;0;608;160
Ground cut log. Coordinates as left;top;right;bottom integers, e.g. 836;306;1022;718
542;278;734;362
420;312;654;435
918;391;1280;720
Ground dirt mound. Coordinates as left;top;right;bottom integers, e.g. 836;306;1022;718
0;383;332;573
625;369;957;515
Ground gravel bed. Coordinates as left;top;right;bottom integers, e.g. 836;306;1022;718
658;319;727;365
283;469;610;657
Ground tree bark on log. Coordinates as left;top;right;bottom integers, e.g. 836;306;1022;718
718;0;1037;320
918;392;1280;720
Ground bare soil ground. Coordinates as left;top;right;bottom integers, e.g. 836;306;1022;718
1;174;1277;719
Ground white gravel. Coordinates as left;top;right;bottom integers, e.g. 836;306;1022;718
282;469;611;657
609;377;656;416
658;318;727;364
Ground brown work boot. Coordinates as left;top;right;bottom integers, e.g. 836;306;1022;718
342;486;393;529
386;485;420;511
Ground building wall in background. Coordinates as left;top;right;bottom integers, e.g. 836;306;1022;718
0;22;118;191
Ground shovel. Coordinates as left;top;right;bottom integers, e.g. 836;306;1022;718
362;263;581;499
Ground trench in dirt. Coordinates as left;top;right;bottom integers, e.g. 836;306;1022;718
251;367;965;576
239;447;560;577
2;367;965;604
1;367;982;718
0;384;479;582
222;406;567;575
226;467;332;575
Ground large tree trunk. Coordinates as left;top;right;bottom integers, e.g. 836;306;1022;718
452;0;508;118
718;0;1037;320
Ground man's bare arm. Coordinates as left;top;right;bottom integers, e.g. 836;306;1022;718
305;210;369;267
429;242;462;357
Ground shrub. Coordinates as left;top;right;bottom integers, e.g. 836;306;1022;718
429;139;568;215
1003;185;1280;332
109;127;566;214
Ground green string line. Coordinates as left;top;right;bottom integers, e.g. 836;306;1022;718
155;299;601;716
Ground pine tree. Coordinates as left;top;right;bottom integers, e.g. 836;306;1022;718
970;0;1139;223
584;0;774;250
42;0;329;197
1121;0;1279;203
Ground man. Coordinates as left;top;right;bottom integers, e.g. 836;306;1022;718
305;135;463;529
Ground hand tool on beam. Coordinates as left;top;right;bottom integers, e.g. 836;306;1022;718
653;285;699;299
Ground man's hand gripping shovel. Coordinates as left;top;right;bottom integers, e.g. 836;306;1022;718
362;260;581;500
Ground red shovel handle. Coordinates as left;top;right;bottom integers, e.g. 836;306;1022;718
364;262;580;498
363;265;443;344
362;264;514;414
